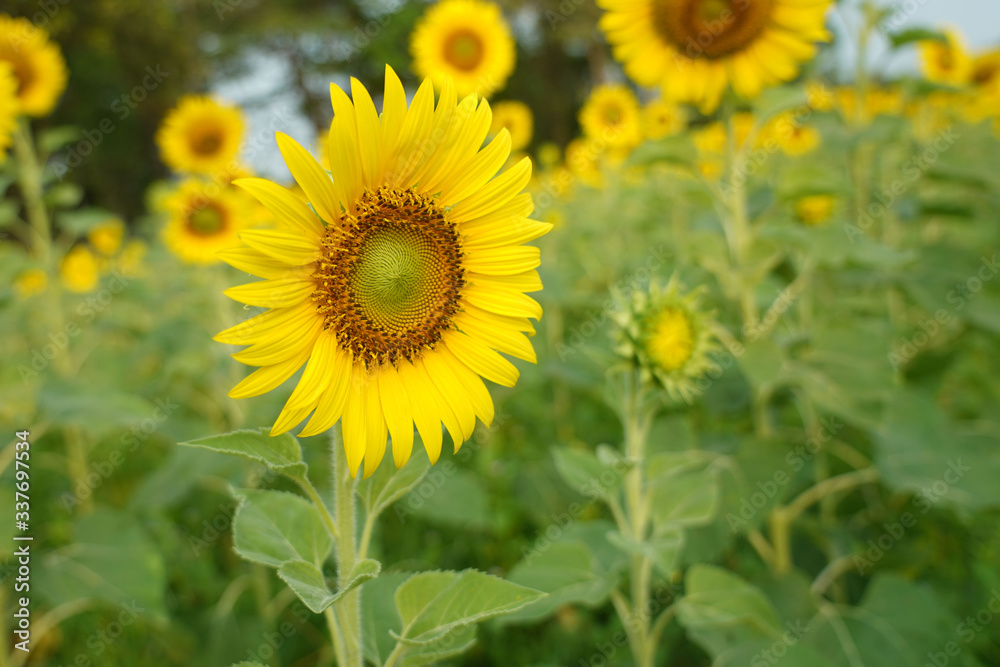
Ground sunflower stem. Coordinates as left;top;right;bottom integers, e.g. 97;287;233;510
331;425;363;667
722;107;758;331
13;119;51;263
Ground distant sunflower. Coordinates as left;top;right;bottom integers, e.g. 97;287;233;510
162;179;247;264
969;48;1000;96
157;96;245;174
920;30;970;86
795;194;834;226
612;277;719;403
489;101;533;151
60;246;100;294
580;84;643;149
218;66;549;478
410;0;516;98
13;268;47;300
88;218;125;256
598;0;832;112
0;15;67;117
0;62;18;161
642;99;686;140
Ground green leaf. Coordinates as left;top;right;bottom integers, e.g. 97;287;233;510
552;446;622;500
358;449;431;522
504;541;617;623
34;507;166;616
230;662;268;667
44;182;83;209
397;625;477;667
363;572;412;665
606;528;684;579
277;558;380;613
888;27;945;49
180;428;307;479
37;125;80;153
393;569;545;645
676;564;783;659
650;470;720;529
232;489;332;567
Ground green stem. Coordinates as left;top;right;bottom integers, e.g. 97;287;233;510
13;120;51;262
723;110;758;330
620;370;655;667
332;426;362;667
325;607;348;667
298;476;340;541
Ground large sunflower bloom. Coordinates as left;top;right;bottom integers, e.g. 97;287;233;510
0;15;67;117
218;66;549;478
156;96;245;175
410;0;516;98
919;30;971;86
597;0;832;112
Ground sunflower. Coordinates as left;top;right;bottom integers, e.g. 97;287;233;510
642;99;686;140
88;217;125;256
60;246;100;294
612;277;719;403
489;100;533;151
580;84;643;149
764;111;819;156
162;179;247;264
218;66;549;478
0;61;18;161
410;0;516;98
598;0;832;113
13;268;47;299
794;194;834;226
0;15;67;117
156;96;245;175
969;48;1000;93
920;30;971;86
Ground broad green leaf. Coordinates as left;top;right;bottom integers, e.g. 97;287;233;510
503;541;616;623
363;572;412;665
397;624;477;667
676;564;783;659
181;428;307;479
358;449;431;521
804;574;984;667
393;569;545;645
552;446;622;500
230;662;267;667
34;507;166;616
875;389;1000;508
606;528;684;579
277;558;380;613
646;450;710;480
650;469;720;529
232;489;332;567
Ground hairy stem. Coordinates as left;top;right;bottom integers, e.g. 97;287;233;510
332;426;363;666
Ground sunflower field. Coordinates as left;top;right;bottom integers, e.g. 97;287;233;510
3;0;1000;665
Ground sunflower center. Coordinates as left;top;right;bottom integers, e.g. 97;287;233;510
647;307;695;372
192;128;224;157
443;29;485;71
313;186;465;369
652;0;774;60
187;204;226;236
5;54;35;96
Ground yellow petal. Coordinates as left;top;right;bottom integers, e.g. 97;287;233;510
379;365;415;468
422;350;476;441
381;65;407;163
214;300;315;345
228;347;311;399
456;311;536;363
351;77;382;189
387;77;435;188
225;278;316;308
464;284;543;319
276;132;340;224
299;347;354;437
463;245;541;275
443;330;519;387
240;229;320;266
218;246;294;280
232;316;323;366
438;345;494;431
462;218;552;250
233;177;324;238
450;157;532;222
468;270;543;293
283;331;339;411
397;359;444;463
363;380;388;479
341;371;369;478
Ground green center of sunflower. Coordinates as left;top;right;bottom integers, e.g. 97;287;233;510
652;0;774;60
313;187;465;368
444;29;485;71
187;204;226;236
